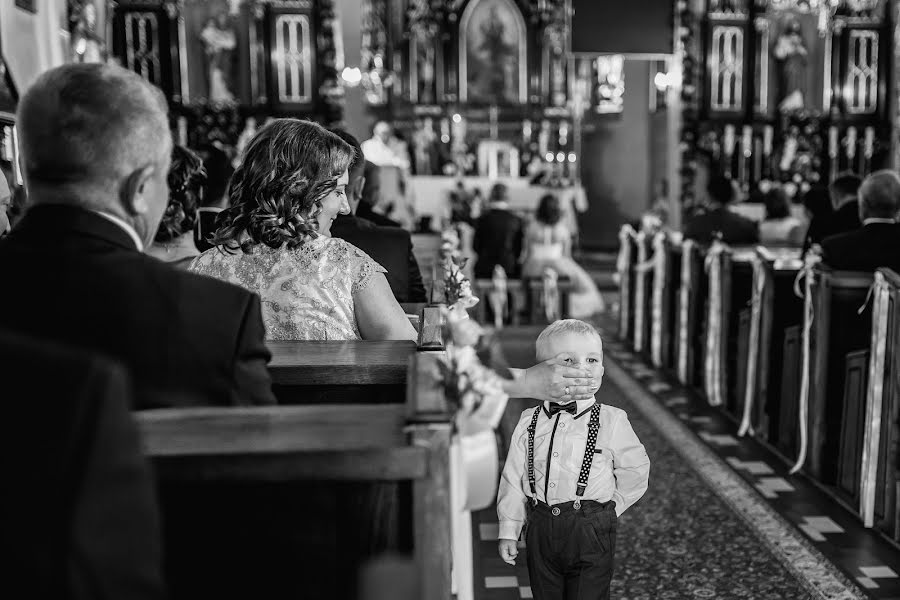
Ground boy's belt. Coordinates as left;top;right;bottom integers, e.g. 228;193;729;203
528;499;615;518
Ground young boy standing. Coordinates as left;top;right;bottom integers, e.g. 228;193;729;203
497;320;650;600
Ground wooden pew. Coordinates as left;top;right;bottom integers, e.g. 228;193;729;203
739;248;803;450
411;233;442;294
631;231;654;356
616;225;638;344
800;267;873;494
674;240;705;387
471;277;576;325
859;268;900;537
138;351;453;600
649;232;681;370
701;244;762;419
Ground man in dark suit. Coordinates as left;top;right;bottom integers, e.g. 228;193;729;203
474;183;524;279
802;173;862;255
821;170;900;272
356;160;403;228
683;174;759;245
0;331;164;599
329;130;427;304
0;63;274;409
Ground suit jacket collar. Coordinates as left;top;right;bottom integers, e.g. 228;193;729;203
16;204;142;252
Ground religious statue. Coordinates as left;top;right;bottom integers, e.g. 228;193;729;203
71;2;104;63
200;11;237;104
233;117;258;169
412;117;439;175
774;20;808;113
415;32;436;104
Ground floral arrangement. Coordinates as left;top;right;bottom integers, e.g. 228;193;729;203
437;304;507;435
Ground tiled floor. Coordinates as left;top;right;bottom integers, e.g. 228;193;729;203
472;320;900;600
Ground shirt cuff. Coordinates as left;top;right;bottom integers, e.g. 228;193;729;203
498;520;524;541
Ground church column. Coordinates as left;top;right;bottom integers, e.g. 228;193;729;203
334;0;368;140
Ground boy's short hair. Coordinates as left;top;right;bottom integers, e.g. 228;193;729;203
535;319;604;359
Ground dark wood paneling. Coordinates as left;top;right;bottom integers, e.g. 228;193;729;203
778;325;802;458
268;340;417;385
837;349;870;505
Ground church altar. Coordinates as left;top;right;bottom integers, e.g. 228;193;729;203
409;176;587;231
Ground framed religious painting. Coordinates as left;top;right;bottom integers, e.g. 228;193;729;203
180;0;254;106
69;0;110;64
458;0;528;105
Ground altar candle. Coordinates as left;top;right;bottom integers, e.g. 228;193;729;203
723;124;735;157
828;126;839;158
741;125;752;158
864;126;875;158
846;126;857;160
441;118;450;142
177;116;188;147
763;125;773;158
510;147;520;178
523;119;532;142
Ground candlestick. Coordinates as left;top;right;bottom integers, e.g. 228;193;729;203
846;126;857;160
741;125;752;158
723;124;736;157
753;138;762;182
763;125;773;158
523;119;532;143
177;117;188;147
863;126;874;158
828;126;838;158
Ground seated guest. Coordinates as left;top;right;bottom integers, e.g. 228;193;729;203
0;63;275;409
357;160;402;228
194;143;233;252
759;187;804;245
474;183;525;279
190;119;417;342
683;174;759;245
803;173;862;254
821;170;900;272
1;331;164;599
147;144;206;267
328;129;427;304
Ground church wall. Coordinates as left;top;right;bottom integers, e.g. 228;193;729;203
579;60;657;251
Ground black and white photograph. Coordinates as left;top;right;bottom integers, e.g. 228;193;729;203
2;1;900;599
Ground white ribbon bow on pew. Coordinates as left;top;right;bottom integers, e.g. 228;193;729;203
703;240;729;407
789;247;823;474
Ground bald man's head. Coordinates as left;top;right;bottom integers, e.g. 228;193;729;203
18;63;173;246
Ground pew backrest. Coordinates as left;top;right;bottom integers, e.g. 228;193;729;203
860;268;900;530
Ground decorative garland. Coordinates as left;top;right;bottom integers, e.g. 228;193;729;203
316;0;345;125
677;0;700;214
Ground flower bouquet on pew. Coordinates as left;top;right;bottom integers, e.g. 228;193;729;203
436;302;509;512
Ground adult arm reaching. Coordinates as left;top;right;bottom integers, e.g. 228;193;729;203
502;356;599;401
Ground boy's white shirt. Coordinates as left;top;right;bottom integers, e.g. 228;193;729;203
497;400;651;542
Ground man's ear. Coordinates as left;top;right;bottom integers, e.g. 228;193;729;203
122;165;156;216
354;175;366;200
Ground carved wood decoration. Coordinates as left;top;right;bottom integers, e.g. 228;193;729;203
110;0;341;124
682;0;891;217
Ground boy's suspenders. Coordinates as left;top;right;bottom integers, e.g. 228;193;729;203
526;403;602;509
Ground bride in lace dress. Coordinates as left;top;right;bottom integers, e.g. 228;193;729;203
521;194;605;318
190;119;416;341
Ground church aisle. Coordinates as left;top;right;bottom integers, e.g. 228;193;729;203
473;325;883;600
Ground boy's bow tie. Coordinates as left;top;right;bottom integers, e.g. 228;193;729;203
548;402;577;416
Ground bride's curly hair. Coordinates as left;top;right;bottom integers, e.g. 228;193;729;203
211;118;354;251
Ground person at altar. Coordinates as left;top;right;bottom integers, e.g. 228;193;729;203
361;121;413;228
361;121;411;170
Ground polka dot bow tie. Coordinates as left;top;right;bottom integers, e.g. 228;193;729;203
548;402;577;416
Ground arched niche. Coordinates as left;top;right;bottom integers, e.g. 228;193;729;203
458;0;528;104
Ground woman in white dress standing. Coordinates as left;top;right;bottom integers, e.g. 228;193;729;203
521;194;605;318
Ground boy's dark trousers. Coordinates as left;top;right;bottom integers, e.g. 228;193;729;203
524;499;617;600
